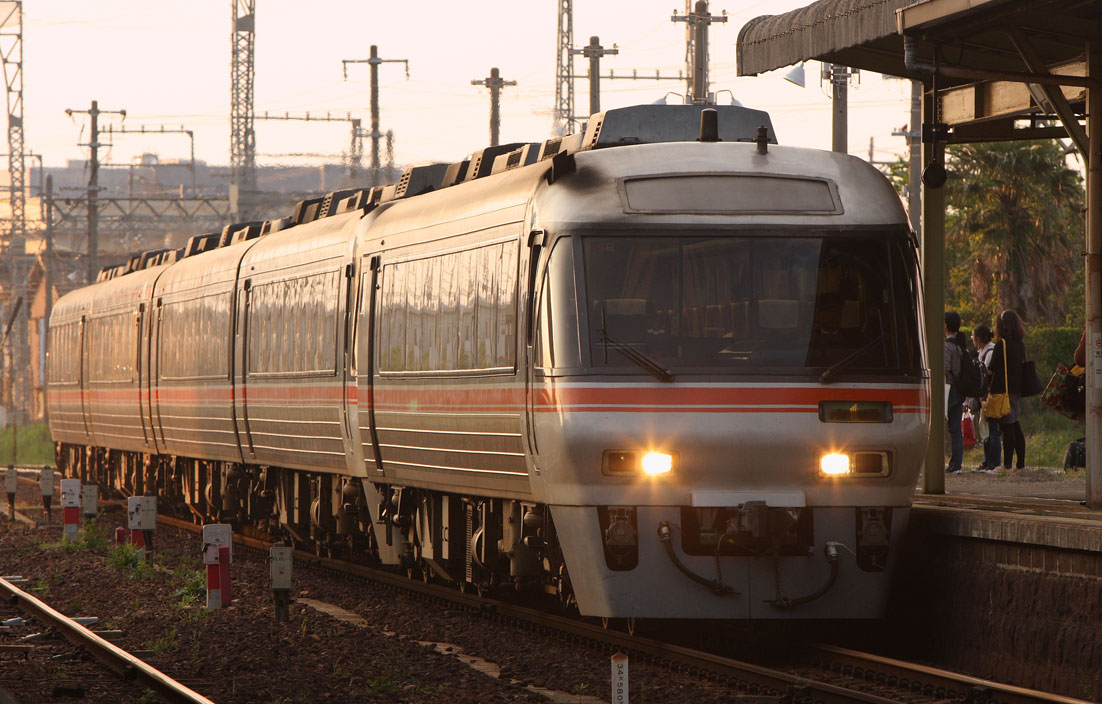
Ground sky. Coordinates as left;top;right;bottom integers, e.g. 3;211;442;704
22;1;918;173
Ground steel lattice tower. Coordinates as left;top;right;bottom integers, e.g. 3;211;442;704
553;0;575;134
0;1;26;422
230;0;256;219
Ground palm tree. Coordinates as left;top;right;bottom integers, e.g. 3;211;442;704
945;140;1083;324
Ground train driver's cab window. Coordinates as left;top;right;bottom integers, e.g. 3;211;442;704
535;238;580;370
582;234;920;375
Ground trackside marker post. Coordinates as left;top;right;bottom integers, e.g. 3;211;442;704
270;545;293;622
127;496;156;561
202;524;233;610
611;652;628;704
39;467;53;521
5;465;15;519
60;479;81;542
80;484;98;518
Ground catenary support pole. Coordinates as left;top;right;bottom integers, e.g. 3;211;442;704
472;68;517;147
1086;42;1102;508
922;85;947;496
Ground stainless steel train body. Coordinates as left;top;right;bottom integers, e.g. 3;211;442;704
46;105;930;620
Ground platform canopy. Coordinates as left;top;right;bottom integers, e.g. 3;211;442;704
737;0;1099;144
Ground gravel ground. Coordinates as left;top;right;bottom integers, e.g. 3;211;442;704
0;497;748;704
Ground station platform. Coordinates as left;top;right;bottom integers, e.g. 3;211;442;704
897;472;1100;699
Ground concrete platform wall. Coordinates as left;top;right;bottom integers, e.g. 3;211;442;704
890;507;1102;700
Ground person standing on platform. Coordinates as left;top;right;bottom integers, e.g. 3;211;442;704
990;310;1027;470
972;324;1000;471
944;311;967;474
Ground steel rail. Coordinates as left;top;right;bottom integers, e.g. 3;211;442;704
0;576;217;704
152;515;903;703
807;644;1094;704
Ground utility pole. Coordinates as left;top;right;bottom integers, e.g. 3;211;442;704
342;46;409;186
42;175;53;424
472;68;516;147
554;0;576;134
65;100;126;283
105;124;198;191
671;0;726;104
572;36;618;116
230;0;257;220
256;112;364;183
826;64;851;154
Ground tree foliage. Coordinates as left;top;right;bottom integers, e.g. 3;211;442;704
944;140;1083;326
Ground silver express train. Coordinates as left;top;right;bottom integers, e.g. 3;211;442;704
47;105;930;620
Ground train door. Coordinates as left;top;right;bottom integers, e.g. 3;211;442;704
135;303;150;447
523;231;545;461
78;315;91;439
151;299;167;448
236;278;256;460
356;253;384;476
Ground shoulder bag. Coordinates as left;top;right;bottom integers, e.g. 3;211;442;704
982;340;1011;419
1020;359;1044;397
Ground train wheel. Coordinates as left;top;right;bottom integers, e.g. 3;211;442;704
601;617;610;630
626;618;637;637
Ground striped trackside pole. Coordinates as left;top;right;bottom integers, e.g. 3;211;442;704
60;479;80;542
202;524;233;610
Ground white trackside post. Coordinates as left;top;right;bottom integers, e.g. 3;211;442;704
611;652;628;704
270;545;293;622
80;484;98;518
127;496;156;561
4;465;16;519
203;524;233;610
39;467;54;521
60;479;81;542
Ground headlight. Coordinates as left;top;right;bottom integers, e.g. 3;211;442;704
820;452;852;476
641;451;674;476
602;450;678;476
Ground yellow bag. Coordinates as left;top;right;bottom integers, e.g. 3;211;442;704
983;339;1011;419
982;392;1010;419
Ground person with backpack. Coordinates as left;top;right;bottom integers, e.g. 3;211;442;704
971;324;999;471
944;311;968;474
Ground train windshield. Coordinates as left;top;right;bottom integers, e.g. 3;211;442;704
581;233;921;376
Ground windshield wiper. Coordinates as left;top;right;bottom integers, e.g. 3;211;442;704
598;304;673;382
819;332;887;385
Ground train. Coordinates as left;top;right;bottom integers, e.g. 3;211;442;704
46;104;930;620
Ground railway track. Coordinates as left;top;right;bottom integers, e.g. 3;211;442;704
0;573;215;704
154;514;1089;704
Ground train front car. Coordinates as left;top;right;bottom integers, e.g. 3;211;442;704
529;107;928;619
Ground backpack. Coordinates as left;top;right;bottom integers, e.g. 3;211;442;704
956;350;990;398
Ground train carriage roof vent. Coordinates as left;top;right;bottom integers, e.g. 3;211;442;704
316;189;361;220
140;249;169;269
291;197;325;225
95;266;112;282
579;105;775;151
230;223;265;245
440;160;470;188
126;254;142;273
490;144;540;175
394;163;449;199
183;232;221;258
161;249;179;266
333;188;377;214
220;221;263;247
260;216;294;236
538;132;584;161
463;143;526;182
378;183;399;203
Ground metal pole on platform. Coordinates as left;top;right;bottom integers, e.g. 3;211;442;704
1086;43;1102;508
921;82;946;495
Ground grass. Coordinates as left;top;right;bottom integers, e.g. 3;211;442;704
108;543;155;580
959;401;1084;470
0;423;54;466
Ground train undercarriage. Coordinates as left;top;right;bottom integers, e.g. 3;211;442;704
56;442;576;607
